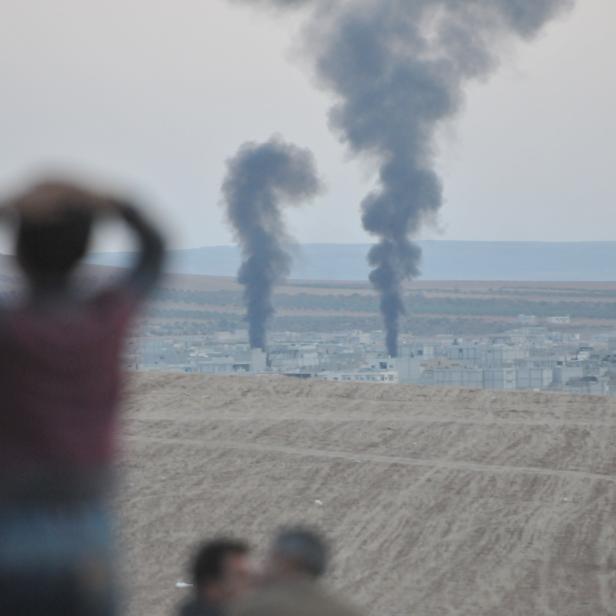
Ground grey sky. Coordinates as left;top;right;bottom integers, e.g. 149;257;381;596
0;0;613;248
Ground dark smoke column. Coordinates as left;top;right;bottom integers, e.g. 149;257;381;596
231;0;573;357
222;137;321;350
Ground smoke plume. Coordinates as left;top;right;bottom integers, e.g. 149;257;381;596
232;0;573;357
229;0;310;8
223;137;321;350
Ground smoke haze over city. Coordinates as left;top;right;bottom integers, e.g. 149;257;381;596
232;0;574;355
0;0;613;251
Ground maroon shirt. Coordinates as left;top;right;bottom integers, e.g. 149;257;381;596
0;289;138;475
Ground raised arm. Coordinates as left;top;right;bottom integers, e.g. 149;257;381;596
0;203;18;311
0;181;166;302
111;201;166;298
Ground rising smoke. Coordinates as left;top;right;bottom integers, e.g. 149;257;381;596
231;0;573;357
223;137;321;350
229;0;310;8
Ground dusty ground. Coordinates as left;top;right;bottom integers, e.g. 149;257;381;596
116;374;616;616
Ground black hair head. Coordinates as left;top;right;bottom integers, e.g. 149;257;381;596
191;539;250;589
10;181;99;285
272;527;328;578
16;208;93;283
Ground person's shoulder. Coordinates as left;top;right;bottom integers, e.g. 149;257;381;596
230;586;295;616
93;284;138;306
309;584;364;616
231;582;364;616
90;285;142;321
0;302;32;333
0;306;7;336
177;597;221;616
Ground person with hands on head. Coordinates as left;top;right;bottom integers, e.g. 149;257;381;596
0;179;165;616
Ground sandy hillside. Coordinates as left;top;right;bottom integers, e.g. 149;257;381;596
117;374;616;616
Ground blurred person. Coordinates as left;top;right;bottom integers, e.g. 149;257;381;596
0;180;165;615
178;539;253;616
230;527;363;616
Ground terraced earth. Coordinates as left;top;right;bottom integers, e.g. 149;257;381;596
117;374;616;615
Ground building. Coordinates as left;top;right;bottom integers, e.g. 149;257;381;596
421;367;484;389
565;376;608;396
547;316;571;325
250;349;268;373
553;364;585;386
395;356;424;384
319;370;398;383
516;368;553;390
483;368;517;390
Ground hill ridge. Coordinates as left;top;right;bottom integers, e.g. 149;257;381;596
91;241;616;281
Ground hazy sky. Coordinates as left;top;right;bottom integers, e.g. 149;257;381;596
0;0;614;248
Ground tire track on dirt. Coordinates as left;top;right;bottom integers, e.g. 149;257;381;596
125;435;616;483
129;409;616;428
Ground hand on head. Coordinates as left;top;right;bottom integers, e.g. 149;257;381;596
1;180;118;224
0;179;134;290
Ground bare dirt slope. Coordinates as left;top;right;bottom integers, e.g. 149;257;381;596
117;374;616;616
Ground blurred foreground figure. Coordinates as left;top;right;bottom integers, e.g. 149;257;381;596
178;539;253;616
0;180;165;615
231;528;363;616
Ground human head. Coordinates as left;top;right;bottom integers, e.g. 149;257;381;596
9;181;100;288
267;527;328;581
191;538;252;605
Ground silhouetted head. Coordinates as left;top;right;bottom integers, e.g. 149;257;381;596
267;527;328;581
191;538;252;605
11;182;99;289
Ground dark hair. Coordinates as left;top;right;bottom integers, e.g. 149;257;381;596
191;539;249;589
17;208;93;282
272;527;328;578
11;182;100;283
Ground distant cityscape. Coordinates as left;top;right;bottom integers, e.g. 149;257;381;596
128;315;616;396
3;257;616;396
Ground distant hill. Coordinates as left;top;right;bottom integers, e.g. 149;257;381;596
91;241;616;282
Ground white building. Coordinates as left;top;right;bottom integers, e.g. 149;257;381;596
250;349;268;373
421;367;483;389
195;357;244;374
269;345;320;372
445;345;483;362
547;316;571;325
395;356;424;385
483;368;517;390
565;377;608;396
516;368;553;390
553;365;585;386
483;345;528;366
319;370;398;384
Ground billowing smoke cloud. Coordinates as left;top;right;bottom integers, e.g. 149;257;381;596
232;0;573;357
223;137;321;350
229;0;310;8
